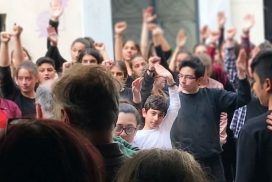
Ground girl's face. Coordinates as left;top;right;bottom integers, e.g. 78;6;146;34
194;45;207;55
110;65;126;84
71;42;86;62
132;57;147;78
122;41;138;61
16;68;38;94
81;55;98;66
38;63;56;83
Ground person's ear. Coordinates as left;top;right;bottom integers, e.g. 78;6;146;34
264;78;272;93
35;103;43;119
142;108;147;118
197;76;204;86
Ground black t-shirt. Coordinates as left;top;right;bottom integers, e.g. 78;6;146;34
0;66;36;117
170;79;251;159
236;111;272;182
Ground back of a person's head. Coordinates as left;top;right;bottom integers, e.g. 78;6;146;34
116;149;207;182
0;119;103;182
144;95;168;116
119;103;141;125
35;80;55;118
53;64;120;133
251;49;272;83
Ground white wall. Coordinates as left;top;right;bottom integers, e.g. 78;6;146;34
230;0;264;45
198;0;264;45
81;0;113;58
0;0;82;62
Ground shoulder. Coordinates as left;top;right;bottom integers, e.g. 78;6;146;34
240;112;269;135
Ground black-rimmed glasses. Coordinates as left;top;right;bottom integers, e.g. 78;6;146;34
114;125;137;135
178;74;196;81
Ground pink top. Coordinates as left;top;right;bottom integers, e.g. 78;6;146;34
0;98;22;119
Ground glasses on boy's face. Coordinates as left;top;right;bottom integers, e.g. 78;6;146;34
178;74;196;81
114;125;137;135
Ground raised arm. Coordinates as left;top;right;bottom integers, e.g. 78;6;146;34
0;32;11;67
241;14;255;57
12;24;25;69
224;27;237;88
154;63;180;129
169;30;187;72
217;11;226;48
140;6;156;60
140;56;160;107
114;21;127;61
94;42;110;61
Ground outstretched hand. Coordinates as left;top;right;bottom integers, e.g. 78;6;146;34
94;42;106;52
12;24;23;38
210;30;220;43
200;25;209;42
50;0;64;21
243;14;255;33
148;56;161;71
236;49;247;79
143;6;156;24
217;11;226;28
115;21;127;35
154;64;172;79
226;27;236;41
176;29;187;48
0;32;11;43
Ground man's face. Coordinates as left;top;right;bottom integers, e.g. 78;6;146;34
114;112;138;143
179;66;201;94
16;68;38;94
142;108;164;129
252;72;269;106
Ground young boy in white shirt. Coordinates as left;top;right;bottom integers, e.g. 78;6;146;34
133;64;180;149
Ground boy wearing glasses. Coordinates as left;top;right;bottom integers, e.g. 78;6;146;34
171;56;251;182
133;64;180;149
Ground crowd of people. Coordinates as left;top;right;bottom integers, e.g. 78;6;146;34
0;1;272;182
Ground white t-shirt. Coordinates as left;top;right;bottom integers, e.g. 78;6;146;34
133;87;180;149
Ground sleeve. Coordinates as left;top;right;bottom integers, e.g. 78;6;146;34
45;46;66;73
0;67;18;100
160;86;181;131
235;127;256;182
216;78;251;113
240;34;251;58
218;27;225;49
140;71;155;108
47;19;59;49
224;46;238;89
154;45;175;77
